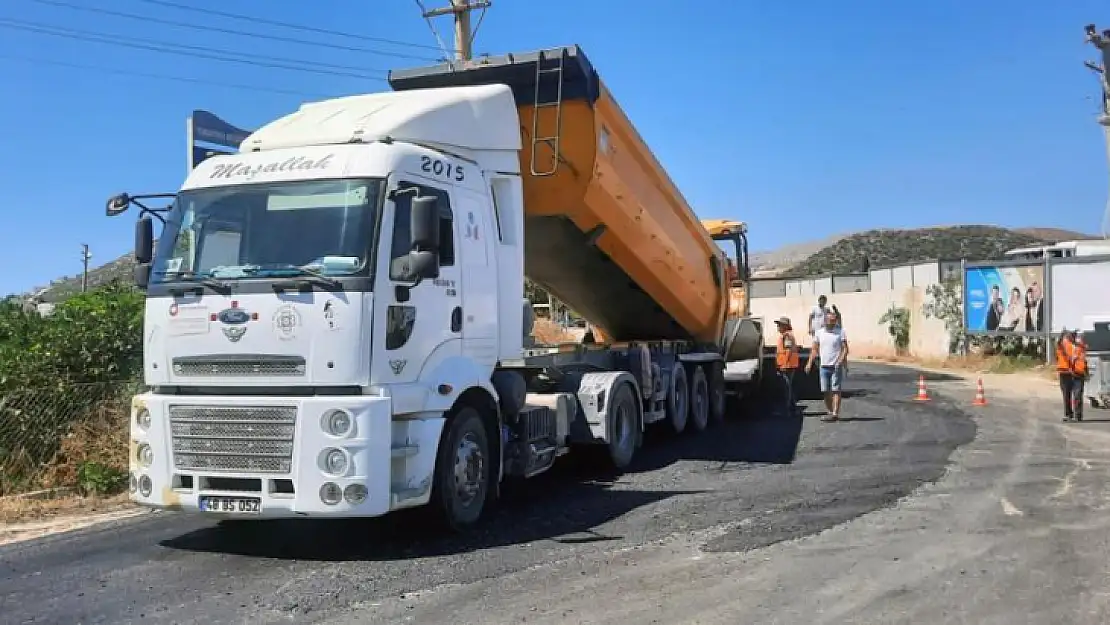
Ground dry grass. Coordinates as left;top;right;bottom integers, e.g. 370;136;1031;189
0;395;131;524
39;396;129;490
532;319;578;345
0;491;132;525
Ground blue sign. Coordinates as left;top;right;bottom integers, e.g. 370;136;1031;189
191;110;251;149
190;110;252;169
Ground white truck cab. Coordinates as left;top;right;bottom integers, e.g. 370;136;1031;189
115;85;531;525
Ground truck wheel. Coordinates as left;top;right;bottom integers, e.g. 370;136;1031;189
688;365;709;432
666;363;689;434
709;362;726;423
608;382;638;470
432;406;491;531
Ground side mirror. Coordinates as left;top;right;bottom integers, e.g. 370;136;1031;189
135;216;154;265
106;193;131;217
134;264;151;290
408;251;439;281
410;195;440;252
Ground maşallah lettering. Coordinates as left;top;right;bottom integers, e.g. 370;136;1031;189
208;154;335;180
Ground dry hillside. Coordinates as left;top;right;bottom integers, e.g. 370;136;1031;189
783;225;1096;278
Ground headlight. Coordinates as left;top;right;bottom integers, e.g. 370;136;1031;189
321;409;353;437
138;475;153;497
344;484;367;505
135;408;152;431
323;448;348;475
137;443;154;467
319;482;342;505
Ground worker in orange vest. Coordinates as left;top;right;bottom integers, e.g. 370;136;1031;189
774;316;801;415
1056;329;1089;422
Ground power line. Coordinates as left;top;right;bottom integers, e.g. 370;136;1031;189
0;18;389;81
25;0;438;62
3;16;389;76
132;0;442;52
0;52;330;97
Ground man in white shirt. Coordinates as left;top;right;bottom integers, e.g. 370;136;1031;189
805;310;849;422
808;295;829;338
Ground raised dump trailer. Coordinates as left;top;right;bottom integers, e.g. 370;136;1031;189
110;45;781;531
392;46;735;345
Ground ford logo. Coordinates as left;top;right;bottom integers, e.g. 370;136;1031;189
218;308;251;325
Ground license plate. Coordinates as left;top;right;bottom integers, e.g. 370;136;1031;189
199;496;261;514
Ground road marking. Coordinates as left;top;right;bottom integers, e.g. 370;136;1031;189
1051;458;1091;499
1000;497;1024;516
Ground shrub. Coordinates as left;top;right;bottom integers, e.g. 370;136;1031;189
0;282;143;495
878;305;911;355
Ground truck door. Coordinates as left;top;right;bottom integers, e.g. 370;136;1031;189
372;178;462;385
454;189;498;367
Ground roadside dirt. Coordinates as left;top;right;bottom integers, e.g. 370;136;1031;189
0;493;139;546
863;356;1060;401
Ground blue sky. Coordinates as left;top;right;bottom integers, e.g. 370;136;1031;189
0;0;1107;295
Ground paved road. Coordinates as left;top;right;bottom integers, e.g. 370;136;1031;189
0;363;977;624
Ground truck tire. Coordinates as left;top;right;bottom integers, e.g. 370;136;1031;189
709;361;726;423
607;381;638;470
432;406;491;531
666;363;689;434
688;365;709;432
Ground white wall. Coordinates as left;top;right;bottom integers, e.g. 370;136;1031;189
751;287;950;358
750;261;949;358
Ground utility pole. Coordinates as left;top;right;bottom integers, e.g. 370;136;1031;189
420;0;490;62
80;244;92;292
1084;24;1110;238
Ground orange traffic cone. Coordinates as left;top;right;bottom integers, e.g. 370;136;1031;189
972;377;988;406
913;374;930;402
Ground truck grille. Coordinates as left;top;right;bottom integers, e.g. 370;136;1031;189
172;355;306;377
169;405;297;474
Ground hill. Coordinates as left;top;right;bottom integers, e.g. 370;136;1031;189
782;225;1097;277
30;253;136;303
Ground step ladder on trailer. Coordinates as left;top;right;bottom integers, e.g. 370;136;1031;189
529;49;567;177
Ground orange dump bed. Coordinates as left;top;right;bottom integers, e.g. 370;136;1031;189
389;46;728;344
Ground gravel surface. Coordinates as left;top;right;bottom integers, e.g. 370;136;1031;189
0;363;977;624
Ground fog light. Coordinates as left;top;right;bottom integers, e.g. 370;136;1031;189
319;482;342;505
138;475;152;497
128;473;137;493
137;443;154;467
323;448;348;476
322;409;353;437
135;408;151;431
343;483;368;505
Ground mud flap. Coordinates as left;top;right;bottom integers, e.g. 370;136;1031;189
575;371;641;446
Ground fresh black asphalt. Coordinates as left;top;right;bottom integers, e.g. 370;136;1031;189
0;363;976;624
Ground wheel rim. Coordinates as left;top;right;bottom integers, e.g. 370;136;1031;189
453;432;485;507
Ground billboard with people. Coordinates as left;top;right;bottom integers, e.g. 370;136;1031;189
964;262;1047;334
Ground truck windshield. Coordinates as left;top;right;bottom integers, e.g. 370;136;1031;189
151;178;383;284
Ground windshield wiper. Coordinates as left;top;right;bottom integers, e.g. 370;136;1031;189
155;270;232;294
245;264;342;289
